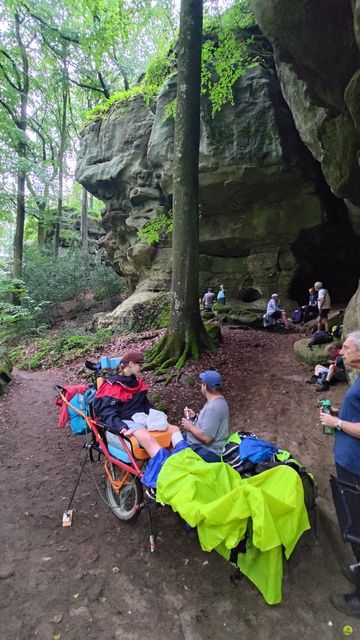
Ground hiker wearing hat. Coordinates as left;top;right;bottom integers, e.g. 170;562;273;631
181;370;230;462
94;350;183;458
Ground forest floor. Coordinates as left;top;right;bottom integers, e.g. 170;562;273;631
0;326;359;640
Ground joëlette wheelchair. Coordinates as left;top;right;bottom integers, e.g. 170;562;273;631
55;367;173;551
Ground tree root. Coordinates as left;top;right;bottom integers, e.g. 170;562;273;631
145;325;218;372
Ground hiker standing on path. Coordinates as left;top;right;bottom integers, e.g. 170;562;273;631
203;288;215;311
315;281;331;333
217;284;226;305
319;331;360;616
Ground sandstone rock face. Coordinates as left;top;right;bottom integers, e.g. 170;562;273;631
76;56;360;322
252;0;360;343
252;0;360;202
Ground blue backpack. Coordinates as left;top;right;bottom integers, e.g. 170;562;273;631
291;308;303;324
68;387;97;435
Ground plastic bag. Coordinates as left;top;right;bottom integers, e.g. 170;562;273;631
131;409;168;431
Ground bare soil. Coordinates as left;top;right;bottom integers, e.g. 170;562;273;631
0;327;359;640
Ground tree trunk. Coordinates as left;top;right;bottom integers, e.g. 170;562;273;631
13;144;26;282
12;12;29;304
146;0;216;371
81;187;89;256
54;49;68;259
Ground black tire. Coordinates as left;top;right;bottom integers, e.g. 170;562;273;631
105;463;143;522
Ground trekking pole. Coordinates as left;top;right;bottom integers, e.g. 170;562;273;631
62;448;89;527
144;498;156;552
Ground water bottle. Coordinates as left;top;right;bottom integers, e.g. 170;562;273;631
318;399;336;435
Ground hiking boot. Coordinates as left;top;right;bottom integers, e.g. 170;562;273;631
330;592;360;616
342;564;358;585
306;375;319;384
315;381;330;392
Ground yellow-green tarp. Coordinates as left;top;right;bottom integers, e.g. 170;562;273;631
156;448;310;605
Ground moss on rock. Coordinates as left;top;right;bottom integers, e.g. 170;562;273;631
0;349;12;394
293;338;340;367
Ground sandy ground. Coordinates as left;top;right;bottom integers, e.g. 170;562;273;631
0;327;359;640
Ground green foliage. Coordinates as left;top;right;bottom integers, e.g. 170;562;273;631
202;1;259;116
83;1;260;125
0;249;125;345
84;86;156;123
137;210;173;245
84;47;175;123
10;327;114;370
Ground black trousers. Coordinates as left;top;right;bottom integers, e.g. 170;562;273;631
336;465;360;577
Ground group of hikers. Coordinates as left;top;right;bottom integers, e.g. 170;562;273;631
93;350;230;464
263;281;331;331
88;324;360;617
68;267;360;617
91;330;360;617
202;284;226;309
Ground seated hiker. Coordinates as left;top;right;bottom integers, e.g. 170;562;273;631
203;287;216;311
93;350;183;458
302;287;318;323
263;293;290;329
306;344;346;392
181;370;230;463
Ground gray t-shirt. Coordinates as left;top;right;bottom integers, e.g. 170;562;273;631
187;397;230;455
203;292;215;308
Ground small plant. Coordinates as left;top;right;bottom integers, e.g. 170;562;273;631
138;211;173;246
10;328;114;370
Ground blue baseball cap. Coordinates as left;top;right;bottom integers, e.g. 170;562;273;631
199;370;222;389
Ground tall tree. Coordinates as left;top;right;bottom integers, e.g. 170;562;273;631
147;0;215;371
80;186;88;255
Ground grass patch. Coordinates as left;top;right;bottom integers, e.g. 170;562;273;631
10;328;114;370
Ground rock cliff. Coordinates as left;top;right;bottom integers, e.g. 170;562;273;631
76;10;360;329
251;0;360;337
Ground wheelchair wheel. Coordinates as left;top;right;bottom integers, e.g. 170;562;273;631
105;463;143;522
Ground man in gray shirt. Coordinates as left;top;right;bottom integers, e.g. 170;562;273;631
202;288;216;310
181;370;230;462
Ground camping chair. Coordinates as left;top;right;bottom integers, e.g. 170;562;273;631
330;475;360;546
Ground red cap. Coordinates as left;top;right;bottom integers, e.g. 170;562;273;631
121;350;144;365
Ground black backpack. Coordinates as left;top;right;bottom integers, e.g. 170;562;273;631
307;330;333;350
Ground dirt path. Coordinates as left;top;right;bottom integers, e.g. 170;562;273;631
0;330;359;640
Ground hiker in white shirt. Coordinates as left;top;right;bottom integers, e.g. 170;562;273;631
314;281;331;332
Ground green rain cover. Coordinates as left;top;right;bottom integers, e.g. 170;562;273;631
156;448;310;605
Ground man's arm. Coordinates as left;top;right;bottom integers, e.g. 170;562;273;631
181;419;213;443
317;291;325;311
320;411;360;438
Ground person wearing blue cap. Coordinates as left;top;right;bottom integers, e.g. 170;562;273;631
181;370;230;462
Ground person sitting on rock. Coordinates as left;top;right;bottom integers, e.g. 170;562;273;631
181;370;230;462
263;293;290;329
302;287;318;323
202;288;216;311
306;344;346;392
93;350;183;458
314;281;331;333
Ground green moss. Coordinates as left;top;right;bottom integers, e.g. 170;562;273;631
10;329;114;370
84;86;159;124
